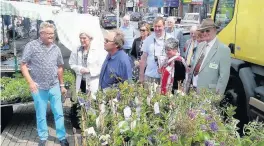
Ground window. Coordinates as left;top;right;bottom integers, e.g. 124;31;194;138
215;0;235;30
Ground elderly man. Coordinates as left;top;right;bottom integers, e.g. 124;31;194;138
120;15;136;54
20;22;69;146
139;17;173;83
165;17;185;57
184;25;199;67
187;18;231;95
99;29;132;89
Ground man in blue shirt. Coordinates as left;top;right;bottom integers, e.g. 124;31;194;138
99;30;132;89
120;15;136;54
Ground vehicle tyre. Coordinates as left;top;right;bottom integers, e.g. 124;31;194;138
1;106;13;132
224;74;249;135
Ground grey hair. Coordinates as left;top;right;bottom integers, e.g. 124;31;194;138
39;21;55;32
79;32;93;40
167;17;175;23
113;29;125;49
123;15;130;21
165;38;179;50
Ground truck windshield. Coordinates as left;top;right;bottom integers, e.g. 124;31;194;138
215;0;235;31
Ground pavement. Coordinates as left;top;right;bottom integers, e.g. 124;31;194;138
1;20;140;146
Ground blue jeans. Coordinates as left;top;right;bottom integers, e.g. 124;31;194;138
32;85;66;141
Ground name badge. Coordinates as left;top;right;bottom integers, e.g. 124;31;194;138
209;63;218;69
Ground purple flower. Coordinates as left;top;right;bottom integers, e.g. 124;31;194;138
188;110;196;119
205;140;214;146
77;97;85;105
169;134;178;142
206;115;213;121
210;122;218;132
220;142;225;146
116;91;121;101
84;101;90;111
200;125;207;131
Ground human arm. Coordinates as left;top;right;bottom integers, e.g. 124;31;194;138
216;46;231;95
57;49;67;95
139;52;147;82
68;49;85;74
130;38;137;59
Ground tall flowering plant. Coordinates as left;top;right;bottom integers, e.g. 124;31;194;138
75;81;264;146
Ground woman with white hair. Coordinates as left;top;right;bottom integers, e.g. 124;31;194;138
165;17;185;57
69;31;107;99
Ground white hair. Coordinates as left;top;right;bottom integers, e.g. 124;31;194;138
167;17;175;24
79;31;93;40
39;21;55;32
190;25;198;32
123;15;130;21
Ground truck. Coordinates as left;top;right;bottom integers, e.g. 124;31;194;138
202;0;264;130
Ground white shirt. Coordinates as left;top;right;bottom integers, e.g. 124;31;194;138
193;37;217;87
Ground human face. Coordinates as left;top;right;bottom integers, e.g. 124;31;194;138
190;30;198;40
200;27;216;42
167;20;174;28
104;32;116;52
154;20;165;38
123;19;130;27
139;26;149;38
40;27;55;45
165;47;177;59
79;34;91;48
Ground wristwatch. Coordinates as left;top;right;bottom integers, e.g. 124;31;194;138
60;84;65;87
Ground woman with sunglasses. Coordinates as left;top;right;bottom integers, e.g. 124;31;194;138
130;23;151;80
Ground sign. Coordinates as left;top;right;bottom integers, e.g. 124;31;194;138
148;0;164;7
182;0;192;3
191;0;203;4
126;1;133;7
164;0;179;7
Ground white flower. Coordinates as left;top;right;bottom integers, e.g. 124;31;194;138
124;106;132;120
84;127;97;137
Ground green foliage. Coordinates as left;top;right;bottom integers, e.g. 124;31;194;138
76;81;264;146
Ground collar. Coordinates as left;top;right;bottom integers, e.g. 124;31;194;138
109;49;121;59
207;37;217;48
154;32;166;40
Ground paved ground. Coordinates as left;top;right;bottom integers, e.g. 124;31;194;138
0;99;80;146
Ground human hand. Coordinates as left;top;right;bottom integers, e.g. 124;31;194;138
29;81;38;93
80;68;89;74
60;87;67;96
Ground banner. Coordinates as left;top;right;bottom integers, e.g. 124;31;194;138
182;0;192;3
148;0;164;7
164;0;179;7
191;0;203;5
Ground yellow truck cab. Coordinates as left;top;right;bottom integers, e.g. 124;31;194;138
209;0;264;125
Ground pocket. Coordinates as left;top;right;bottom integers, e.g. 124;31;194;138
208;84;217;89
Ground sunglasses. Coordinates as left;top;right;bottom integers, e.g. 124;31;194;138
140;29;146;32
201;29;211;33
104;38;114;43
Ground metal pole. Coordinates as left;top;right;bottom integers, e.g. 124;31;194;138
83;0;88;13
12;17;18;73
117;0;119;29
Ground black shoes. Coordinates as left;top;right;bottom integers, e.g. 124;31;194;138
60;139;69;146
38;140;47;146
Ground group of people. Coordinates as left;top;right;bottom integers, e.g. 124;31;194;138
20;15;231;146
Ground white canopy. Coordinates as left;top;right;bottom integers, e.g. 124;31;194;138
54;12;104;52
0;1;60;21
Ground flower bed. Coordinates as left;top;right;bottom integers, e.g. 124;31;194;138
76;82;264;146
0;70;75;105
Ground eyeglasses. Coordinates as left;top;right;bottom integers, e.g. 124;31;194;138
140;29;146;32
201;29;211;33
104;38;114;43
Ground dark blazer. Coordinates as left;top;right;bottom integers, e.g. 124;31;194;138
131;37;142;59
172;60;186;94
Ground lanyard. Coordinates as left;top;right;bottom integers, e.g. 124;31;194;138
153;33;166;58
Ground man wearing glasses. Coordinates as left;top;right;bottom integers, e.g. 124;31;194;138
99;30;132;90
188;18;231;95
20;22;69;146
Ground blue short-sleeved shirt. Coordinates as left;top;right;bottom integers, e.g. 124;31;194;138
99;50;132;89
141;33;173;78
120;25;135;50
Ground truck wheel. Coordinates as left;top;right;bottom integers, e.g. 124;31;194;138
1;106;13;132
225;74;249;135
